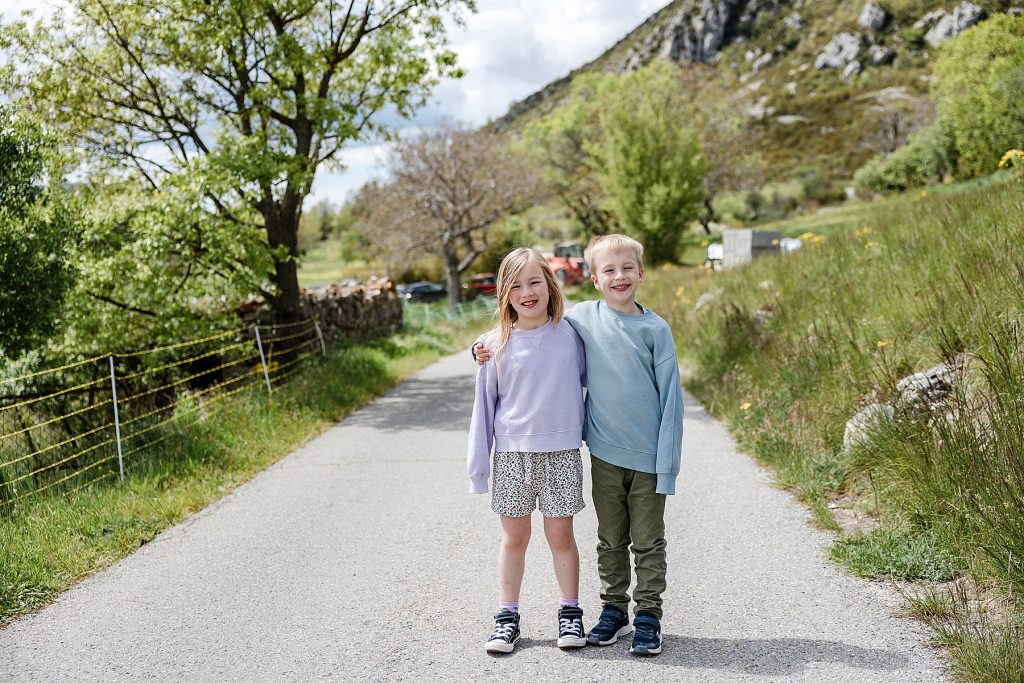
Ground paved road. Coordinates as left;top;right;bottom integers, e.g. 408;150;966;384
0;352;947;682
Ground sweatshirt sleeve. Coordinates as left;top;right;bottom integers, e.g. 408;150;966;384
653;333;684;495
467;360;498;493
572;325;587;388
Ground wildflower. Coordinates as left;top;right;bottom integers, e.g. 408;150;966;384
998;149;1024;168
675;286;686;298
740;402;752;411
864;241;880;249
876;339;892;348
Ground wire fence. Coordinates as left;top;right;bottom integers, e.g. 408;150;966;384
0;319;327;514
401;295;497;327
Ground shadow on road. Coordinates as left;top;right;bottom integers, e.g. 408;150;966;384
570;635;909;674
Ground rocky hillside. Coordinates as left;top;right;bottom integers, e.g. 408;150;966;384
495;0;1023;182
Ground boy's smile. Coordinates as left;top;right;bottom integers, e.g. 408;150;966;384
591;250;644;314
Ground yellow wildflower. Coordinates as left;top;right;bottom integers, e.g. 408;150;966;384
865;241;880;249
740;402;752;411
876;339;892;348
999;149;1024;168
675;286;686;298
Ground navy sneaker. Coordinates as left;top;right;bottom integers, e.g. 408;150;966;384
629;614;662;655
586;605;632;645
556;605;586;648
485;609;521;653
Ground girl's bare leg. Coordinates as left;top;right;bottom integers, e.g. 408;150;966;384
543;515;579;600
498;515;532;602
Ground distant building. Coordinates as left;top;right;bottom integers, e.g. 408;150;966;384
723;229;783;267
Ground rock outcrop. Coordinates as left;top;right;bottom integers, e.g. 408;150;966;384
925;2;987;47
815;32;863;70
857;2;890;31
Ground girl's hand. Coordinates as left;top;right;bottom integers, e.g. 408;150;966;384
473;342;492;365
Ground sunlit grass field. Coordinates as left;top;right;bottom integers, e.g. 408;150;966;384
641;177;1024;682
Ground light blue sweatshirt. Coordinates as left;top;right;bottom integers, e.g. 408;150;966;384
564;301;683;495
467;319;586;494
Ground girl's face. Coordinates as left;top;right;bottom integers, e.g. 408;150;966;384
509;260;550;330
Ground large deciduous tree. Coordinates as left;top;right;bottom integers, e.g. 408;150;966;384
593;62;709;263
2;0;473;327
360;124;540;312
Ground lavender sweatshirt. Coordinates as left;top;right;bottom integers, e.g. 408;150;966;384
467;319;586;494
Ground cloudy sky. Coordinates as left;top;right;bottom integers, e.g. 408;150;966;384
0;0;668;203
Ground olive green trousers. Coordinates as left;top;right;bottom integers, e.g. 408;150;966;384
590;455;667;618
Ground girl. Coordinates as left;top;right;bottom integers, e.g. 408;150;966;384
467;247;588;654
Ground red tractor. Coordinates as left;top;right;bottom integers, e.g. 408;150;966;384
544;241;589;286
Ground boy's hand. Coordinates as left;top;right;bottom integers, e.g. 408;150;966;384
472;342;491;365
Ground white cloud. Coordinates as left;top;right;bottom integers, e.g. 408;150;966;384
323;0;669;201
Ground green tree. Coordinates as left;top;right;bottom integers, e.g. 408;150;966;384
2;0;472;327
592;62;709;263
521;74;618;239
933;14;1024;177
0;108;77;358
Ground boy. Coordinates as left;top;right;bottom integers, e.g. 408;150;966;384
474;234;683;656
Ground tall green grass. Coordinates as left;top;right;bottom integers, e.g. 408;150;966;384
642;179;1024;681
0;321;487;622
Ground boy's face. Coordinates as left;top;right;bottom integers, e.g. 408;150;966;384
590;249;644;313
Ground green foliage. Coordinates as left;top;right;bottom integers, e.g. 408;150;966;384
0;109;77;358
520;74;617;238
591;62;709;263
933;13;1024;177
853;120;958;192
2;0;472;326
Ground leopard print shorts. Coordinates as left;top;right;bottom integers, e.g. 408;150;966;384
490;449;585;518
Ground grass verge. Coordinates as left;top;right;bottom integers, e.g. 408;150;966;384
0;318;488;623
641;177;1024;681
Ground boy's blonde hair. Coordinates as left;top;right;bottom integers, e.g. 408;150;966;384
489;247;564;361
584;234;645;272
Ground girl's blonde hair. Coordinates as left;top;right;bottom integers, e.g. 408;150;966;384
489;247;564;361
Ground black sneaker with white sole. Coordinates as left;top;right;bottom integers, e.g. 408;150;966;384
485;609;521;653
629;613;662;655
586;605;632;645
556;605;586;648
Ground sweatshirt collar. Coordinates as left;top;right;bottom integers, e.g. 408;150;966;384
600;300;650;320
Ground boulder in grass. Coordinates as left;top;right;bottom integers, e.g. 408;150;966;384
815;32;863;70
857;2;890;31
925;2;987;47
868;45;897;66
844;402;895;451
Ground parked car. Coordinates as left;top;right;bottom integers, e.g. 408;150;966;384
544;241;588;285
400;281;447;303
465;273;497;297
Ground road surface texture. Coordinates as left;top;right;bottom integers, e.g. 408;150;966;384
0;352;947;682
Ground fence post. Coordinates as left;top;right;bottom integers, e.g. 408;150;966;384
108;355;125;482
253;325;273;395
313;320;327;356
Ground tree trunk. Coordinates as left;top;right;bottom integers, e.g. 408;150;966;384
442;242;463;315
263;205;304;326
698;195;715;235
